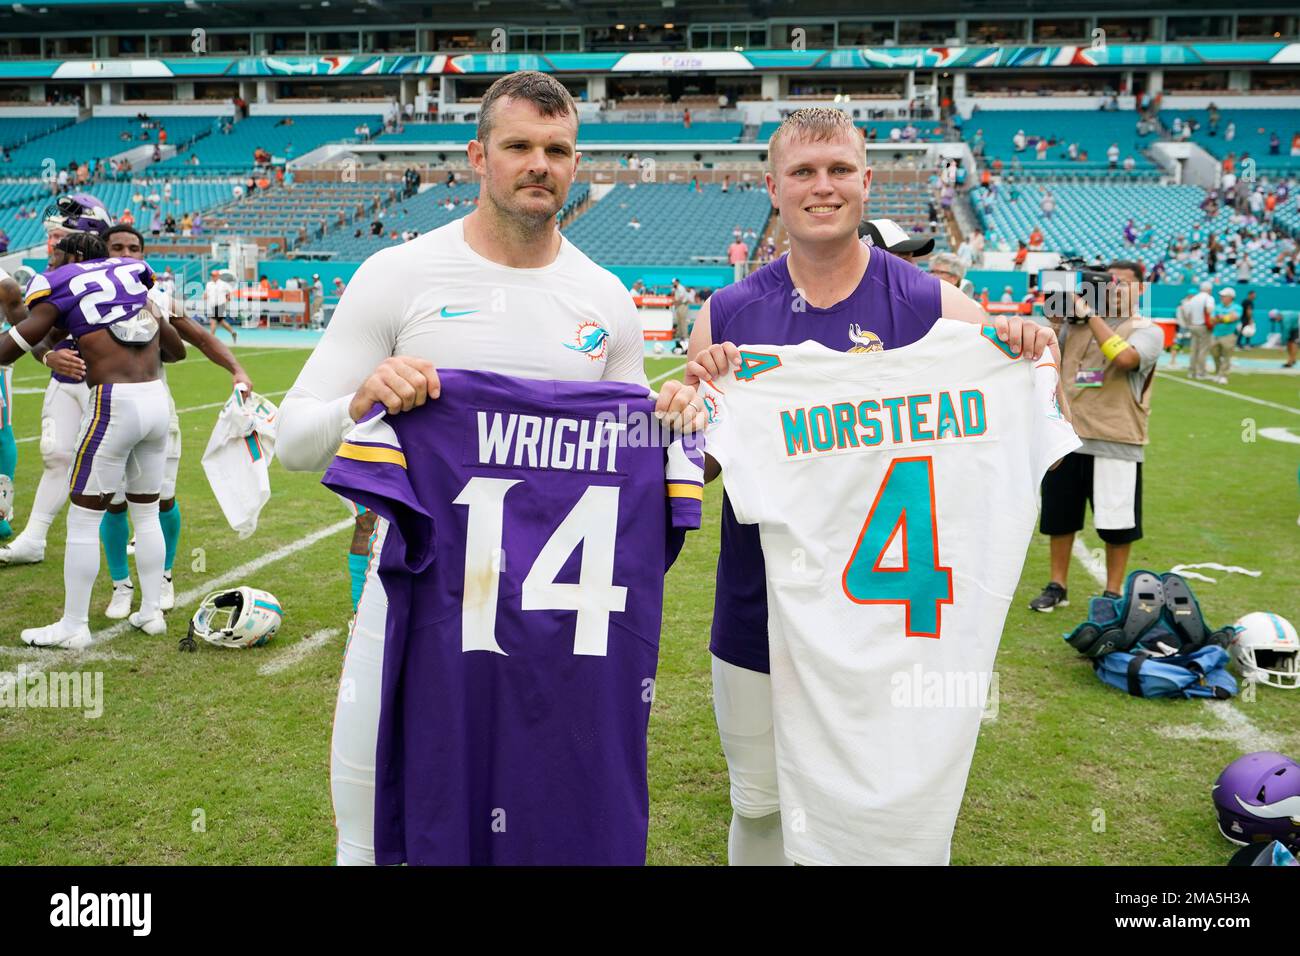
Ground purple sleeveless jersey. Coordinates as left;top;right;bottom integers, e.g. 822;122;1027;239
708;249;942;673
24;257;154;340
323;369;704;865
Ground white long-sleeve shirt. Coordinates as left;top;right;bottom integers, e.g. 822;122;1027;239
278;217;649;472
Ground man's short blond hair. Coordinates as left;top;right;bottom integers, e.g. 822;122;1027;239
767;107;865;172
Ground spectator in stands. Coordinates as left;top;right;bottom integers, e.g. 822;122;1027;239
1208;287;1240;384
1268;131;1281;156
1000;285;1015;304
191;212;202;236
149;210;162;237
333;277;346;297
1225;122;1236;143
1208;103;1220;135
1187;280;1216;379
1035;138;1048;161
152;145;161;163
1067;142;1079;161
1122;219;1138;245
0;229;7;255
1138;223;1154;248
119;130;132;142
683;108;691;129
163;214;177;235
275;116;295;128
721;174;730;193
181;212;193;237
1122;156;1135;173
628;216;641;230
1012;129;1027;153
629;279;646;298
158;127;167;146
1237;254;1252;285
189;154;201;166
370;219;383;237
1028;226;1044;251
1013;242;1028;270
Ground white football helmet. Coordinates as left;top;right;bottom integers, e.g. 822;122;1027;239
185;587;282;650
1232;612;1300;690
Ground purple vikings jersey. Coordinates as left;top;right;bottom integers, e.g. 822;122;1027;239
322;369;704;866
24;257;155;340
707;250;942;673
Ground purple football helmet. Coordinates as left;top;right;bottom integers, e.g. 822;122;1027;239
42;192;113;237
1213;751;1300;847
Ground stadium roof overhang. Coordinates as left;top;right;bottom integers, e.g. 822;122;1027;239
0;43;1298;81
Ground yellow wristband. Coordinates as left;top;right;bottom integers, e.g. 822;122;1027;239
1101;334;1131;362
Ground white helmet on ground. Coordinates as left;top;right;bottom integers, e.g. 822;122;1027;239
1232;612;1300;690
184;587;282;650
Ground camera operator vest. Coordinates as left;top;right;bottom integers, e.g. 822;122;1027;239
1061;316;1155;447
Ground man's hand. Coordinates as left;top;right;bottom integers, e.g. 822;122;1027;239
44;348;86;381
231;367;253;393
655;379;706;433
991;314;1060;365
684;341;741;387
349;356;440;421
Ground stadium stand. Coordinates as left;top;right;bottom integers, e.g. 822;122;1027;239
1158;109;1300;175
0;115;74;152
159;114;384;174
196;180;399;253
563;183;770;266
1;116;213;174
756;121;949;144
965;109;1159;178
971;181;1300;287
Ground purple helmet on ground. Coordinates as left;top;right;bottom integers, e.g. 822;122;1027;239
42;192;113;237
1213;751;1300;847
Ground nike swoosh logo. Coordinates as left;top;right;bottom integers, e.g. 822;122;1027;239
440;307;477;318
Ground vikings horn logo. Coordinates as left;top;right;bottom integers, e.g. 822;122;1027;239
847;323;884;353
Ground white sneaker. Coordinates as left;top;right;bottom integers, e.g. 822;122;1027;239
1215;375;1229;384
21;622;92;650
0;534;46;565
105;580;135;619
128;610;167;636
160;574;175;612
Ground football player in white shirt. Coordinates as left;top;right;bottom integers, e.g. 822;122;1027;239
685;108;1060;865
277;70;706;865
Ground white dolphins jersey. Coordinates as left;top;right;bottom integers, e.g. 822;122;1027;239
701;319;1081;866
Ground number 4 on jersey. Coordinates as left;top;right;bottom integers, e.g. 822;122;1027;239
733;351;782;381
841;457;953;638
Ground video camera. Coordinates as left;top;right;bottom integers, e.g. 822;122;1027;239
1038;257;1112;323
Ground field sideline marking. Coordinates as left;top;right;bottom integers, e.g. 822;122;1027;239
1;519;353;689
258;628;341;676
14;389;291;444
1154;371;1300;416
648;362;687;386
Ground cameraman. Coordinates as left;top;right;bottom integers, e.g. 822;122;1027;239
1030;261;1164;611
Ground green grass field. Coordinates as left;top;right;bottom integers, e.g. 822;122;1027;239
1;346;1297;865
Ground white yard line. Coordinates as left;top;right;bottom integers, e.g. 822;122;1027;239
3;519;353;687
257;627;341;676
1154;371;1300;416
648;362;687;386
1155;700;1283;751
1071;538;1108;588
14;389;290;443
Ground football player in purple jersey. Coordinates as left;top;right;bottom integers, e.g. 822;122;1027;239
685;108;1061;865
0;224;188;649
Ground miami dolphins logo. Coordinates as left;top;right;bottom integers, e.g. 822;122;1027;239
564;320;609;361
703;394;718;424
847;323;884;353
